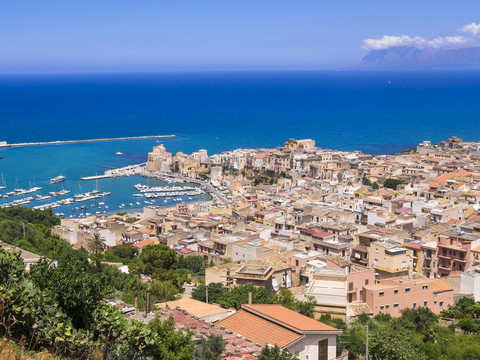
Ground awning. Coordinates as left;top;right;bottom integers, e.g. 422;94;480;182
272;277;280;292
354;253;361;259
285;275;292;288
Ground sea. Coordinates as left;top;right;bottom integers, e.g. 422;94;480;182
1;70;480;217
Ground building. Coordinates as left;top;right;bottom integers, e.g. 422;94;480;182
156;298;235;323
362;277;453;316
146;144;172;172
217;304;342;360
368;240;413;279
460;266;480;302
437;231;480;276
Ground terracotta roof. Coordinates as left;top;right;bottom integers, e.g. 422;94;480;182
432;279;453;293
133;239;154;249
243;304;340;332
216;309;302;348
156;298;230;318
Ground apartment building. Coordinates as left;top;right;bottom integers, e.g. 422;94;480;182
363;277;453;316
368;240;413;279
437;231;480;276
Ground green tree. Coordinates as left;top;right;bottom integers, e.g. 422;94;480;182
194;334;226;360
112;244;139;259
218;285;269;310
86;232;106;254
372;181;380;189
370;325;426;360
257;345;298;360
192;283;227;304
272;288;316;318
362;175;372;186
137;244;177;280
383;178;404;190
151;280;181;302
30;259;106;329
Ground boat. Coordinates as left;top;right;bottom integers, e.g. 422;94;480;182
50;175;66;184
0;174;6;190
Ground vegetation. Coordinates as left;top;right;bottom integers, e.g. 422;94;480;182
362;175;372;186
192;284;316;317
86;233;106;254
257;345;298;360
383;177;405;190
194;334;225;360
340;304;480;360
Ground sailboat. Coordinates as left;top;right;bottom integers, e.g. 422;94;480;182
0;174;6;190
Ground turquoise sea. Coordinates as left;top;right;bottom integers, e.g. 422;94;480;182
1;71;480;216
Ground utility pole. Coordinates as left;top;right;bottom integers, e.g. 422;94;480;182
365;324;369;360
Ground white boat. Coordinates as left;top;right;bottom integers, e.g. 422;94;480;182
0;174;6;190
50;175;66;184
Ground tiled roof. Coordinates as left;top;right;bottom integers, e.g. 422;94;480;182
156;298;230;318
432;279;453;293
243;304;340;332
216;309;302;348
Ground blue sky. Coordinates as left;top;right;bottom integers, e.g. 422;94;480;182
1;1;480;73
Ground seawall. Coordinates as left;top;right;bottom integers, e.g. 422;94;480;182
0;135;175;148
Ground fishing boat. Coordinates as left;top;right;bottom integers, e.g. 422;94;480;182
50;175;66;184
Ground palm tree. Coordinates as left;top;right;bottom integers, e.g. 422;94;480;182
86;232;106;254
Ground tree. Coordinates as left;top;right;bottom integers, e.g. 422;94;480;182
257;345;298;360
272;288;316;318
369;325;426;360
194;334;226;360
30;259;106;329
192;283;227;304
177;255;205;274
372;181;380;189
218;285;269;310
112;244;138;259
137;244;177;280
86;232;106;254
383;178;404;190
151;280;181;302
362;175;372;186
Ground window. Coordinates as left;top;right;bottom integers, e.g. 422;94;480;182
295;260;299;266
376;247;378;253
440;301;444;308
402;261;407;269
380;305;384;310
424;301;428;307
422;285;428;290
349;282;354;291
379;292;384;297
394;304;399;308
405;288;411;293
385;305;390;309
413;303;417;309
434;301;437;305
394;290;399;295
434;292;438;297
374;259;378;266
365;279;369;285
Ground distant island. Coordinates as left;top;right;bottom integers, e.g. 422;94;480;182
361;46;480;69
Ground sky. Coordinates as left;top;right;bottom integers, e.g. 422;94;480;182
1;0;480;73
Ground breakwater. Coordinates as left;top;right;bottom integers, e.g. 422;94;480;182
0;135;175;148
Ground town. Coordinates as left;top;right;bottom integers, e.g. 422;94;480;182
4;135;480;359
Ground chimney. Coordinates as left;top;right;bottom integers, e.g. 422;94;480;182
248;291;252;305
